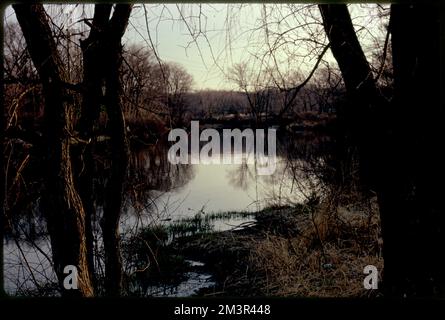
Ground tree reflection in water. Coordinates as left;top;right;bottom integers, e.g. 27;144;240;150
3;131;360;296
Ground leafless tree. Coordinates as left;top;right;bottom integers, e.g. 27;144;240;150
11;3;133;296
319;4;445;297
164;62;194;127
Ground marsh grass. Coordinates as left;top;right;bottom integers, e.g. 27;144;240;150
121;196;382;297
121;210;255;296
167;211;255;239
180;198;383;297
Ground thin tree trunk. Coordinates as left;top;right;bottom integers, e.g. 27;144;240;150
79;4;112;138
13;4;94;297
74;4;132;296
100;4;132;296
76;4;113;291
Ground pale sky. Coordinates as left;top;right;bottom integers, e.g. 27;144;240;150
3;3;389;90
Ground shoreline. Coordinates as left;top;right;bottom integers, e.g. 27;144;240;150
169;200;383;297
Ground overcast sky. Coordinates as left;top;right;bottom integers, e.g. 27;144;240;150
3;3;389;91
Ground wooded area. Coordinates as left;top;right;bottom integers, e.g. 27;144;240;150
2;3;444;298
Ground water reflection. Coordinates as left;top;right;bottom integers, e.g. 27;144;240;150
4;131;348;296
123;142;195;226
124;150;308;226
123;132;333;224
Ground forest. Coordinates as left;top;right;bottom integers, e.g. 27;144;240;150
1;3;444;299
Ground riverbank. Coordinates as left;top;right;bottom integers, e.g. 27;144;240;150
127;111;337;148
170;199;383;297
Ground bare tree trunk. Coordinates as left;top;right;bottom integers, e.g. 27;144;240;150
100;5;132;296
319;4;445;297
74;4;131;296
76;4;132;296
13;4;94;297
76;4;113;291
318;4;385;191
79;4;112;138
380;4;445;297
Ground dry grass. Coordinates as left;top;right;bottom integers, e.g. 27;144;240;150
181;195;383;297
246;198;383;297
